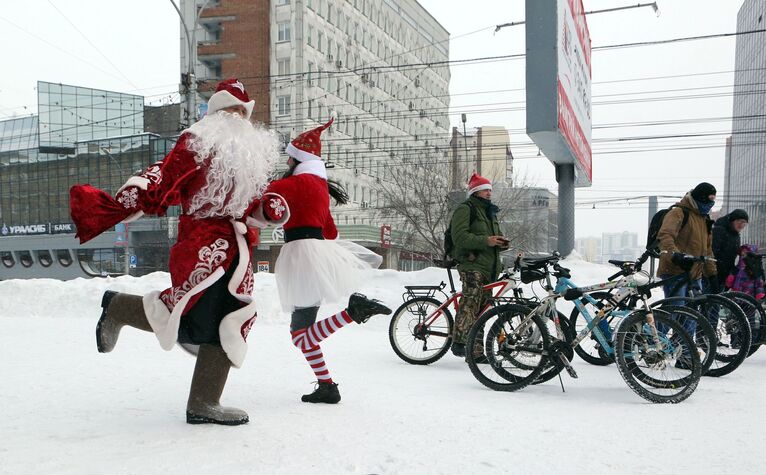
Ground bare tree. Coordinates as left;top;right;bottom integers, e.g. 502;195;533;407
376;159;552;260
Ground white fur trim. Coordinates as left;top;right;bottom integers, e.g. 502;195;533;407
207;90;255;120
467;183;492;197
117;176;150;194
286;142;321;162
246;192;291;228
227;220;252;304
293;160;328;180
218;299;257;368
142;266;225;351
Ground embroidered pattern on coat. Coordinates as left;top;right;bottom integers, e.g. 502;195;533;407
269;197;286;219
117;187;139;209
160;238;230;309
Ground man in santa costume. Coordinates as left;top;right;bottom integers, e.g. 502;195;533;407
264;118;391;404
69;79;289;425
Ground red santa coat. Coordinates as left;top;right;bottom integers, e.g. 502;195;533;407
264;172;338;239
70;133;288;367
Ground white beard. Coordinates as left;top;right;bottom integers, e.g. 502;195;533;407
184;112;279;219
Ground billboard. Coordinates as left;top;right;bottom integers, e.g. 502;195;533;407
526;0;592;186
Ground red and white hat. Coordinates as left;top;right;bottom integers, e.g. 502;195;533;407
286;118;334;162
467;172;492;196
206;79;255;120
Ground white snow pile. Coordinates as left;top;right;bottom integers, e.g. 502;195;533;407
1;256;763;474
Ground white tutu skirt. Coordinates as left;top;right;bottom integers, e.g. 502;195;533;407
275;239;383;312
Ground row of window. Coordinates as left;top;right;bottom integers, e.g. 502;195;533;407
1;249;72;269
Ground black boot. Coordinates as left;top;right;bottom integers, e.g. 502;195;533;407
346;293;392;324
301;381;341;404
451;342;466;357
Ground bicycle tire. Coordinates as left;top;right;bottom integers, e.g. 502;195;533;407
615;309;701;403
650;303;717;376
568;291;620;366
466;303;550;392
722;291;765;357
693;294;751;377
388;296;453;365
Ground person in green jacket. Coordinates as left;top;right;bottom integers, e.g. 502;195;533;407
449;173;508;357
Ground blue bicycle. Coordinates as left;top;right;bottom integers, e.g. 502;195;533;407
466;253;702;403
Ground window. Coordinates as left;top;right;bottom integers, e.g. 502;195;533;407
1;251;14;268
328;3;334;23
308;99;314;119
36;250;53;267
277;0;290;4
278;58;291;76
56;249;72;267
277;95;291;115
18;250;34;268
317;32;323;53
277;22;291;42
307;25;313;46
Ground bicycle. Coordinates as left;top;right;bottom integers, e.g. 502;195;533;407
568;251;717;376
388;258;542;365
466;253;703;403
652;253;751;377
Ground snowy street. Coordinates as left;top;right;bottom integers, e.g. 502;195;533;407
1;264;764;474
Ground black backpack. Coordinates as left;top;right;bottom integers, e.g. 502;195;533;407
444;201;478;259
646;205;690;251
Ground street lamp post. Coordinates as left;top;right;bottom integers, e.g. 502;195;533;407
169;0;210;127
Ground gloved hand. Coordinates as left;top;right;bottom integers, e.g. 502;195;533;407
706;275;721;294
756;293;765;302
671;252;694;270
725;274;735;289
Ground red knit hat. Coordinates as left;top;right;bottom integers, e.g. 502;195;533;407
467;173;492;196
286;118;334;162
206;78;255;120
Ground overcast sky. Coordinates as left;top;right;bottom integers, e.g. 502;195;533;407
0;0;747;240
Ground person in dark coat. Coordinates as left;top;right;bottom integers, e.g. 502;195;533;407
712;208;749;287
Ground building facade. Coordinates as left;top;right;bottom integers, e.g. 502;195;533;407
0;81;178;280
180;0;451;257
450;126;513;186
601;231;642;264
725;0;766;248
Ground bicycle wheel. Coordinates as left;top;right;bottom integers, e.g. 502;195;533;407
533;313;574;385
388;297;453;365
650;303;717;376
568;292;620;366
692;294;751;377
722;291;765;357
465;303;550;392
615;309;701;404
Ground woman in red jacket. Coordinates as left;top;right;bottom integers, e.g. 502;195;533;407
264;118;390;404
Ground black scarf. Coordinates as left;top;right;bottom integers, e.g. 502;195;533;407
475;196;500;221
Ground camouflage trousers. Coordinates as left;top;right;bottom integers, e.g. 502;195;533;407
453;271;491;346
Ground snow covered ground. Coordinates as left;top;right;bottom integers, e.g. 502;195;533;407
1;257;764;474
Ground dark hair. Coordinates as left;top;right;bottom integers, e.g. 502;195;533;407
282;161;349;205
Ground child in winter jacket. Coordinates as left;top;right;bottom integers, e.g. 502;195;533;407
725;244;765;301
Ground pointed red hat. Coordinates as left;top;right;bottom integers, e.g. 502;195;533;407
286;118;334;162
467;172;492;196
206;78;255;119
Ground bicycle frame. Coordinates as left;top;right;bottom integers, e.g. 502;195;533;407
416;270;525;331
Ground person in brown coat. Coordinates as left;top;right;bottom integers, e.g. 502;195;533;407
657;182;719;297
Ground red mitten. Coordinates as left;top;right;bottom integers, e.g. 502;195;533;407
725;275;735;289
756;293;765;302
70;185;134;243
263;194;288;222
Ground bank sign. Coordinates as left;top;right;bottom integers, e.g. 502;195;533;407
526;0;592;186
1;223;76;236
